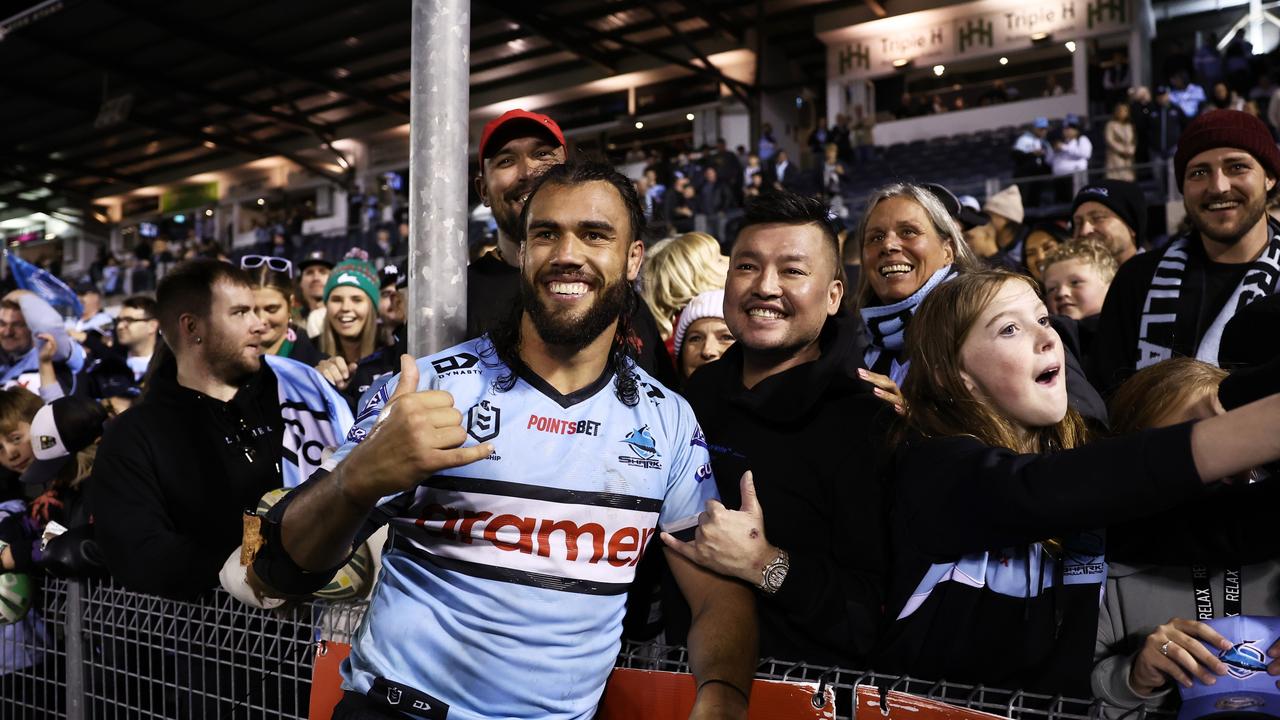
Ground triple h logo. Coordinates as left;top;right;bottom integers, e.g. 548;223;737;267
957;19;993;52
838;42;870;73
1087;0;1126;28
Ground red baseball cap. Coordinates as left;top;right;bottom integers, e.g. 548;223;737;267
477;109;566;170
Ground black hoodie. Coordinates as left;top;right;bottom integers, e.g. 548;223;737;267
88;355;284;600
678;310;890;666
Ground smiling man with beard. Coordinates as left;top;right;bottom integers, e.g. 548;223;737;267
89;259;353;600
255;163;756;720
1093;110;1280;392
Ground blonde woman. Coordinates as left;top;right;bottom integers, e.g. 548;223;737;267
1104;102;1136;181
640;232;729;347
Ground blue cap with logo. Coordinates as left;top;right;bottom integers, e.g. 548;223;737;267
1033;117;1050;129
1179;616;1280;720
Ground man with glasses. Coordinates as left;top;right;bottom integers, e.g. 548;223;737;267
113;296;159;383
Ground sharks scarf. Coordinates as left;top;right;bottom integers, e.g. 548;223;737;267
1135;222;1280;370
861;264;955;385
263;354;355;488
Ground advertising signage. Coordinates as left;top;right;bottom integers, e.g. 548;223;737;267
821;0;1131;80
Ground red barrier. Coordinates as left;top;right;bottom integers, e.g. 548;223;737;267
310;641;352;720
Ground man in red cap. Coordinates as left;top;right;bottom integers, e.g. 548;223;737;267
1093;109;1280;391
468;110;677;385
468;109;567;338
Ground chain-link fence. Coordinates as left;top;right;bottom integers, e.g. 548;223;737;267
1;577;1167;720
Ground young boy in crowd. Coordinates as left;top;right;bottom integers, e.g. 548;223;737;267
1041;239;1119;322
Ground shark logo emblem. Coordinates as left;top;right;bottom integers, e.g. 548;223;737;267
1220;641;1270;678
619;425;662;470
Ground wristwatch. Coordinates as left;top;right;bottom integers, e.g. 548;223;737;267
759;549;790;595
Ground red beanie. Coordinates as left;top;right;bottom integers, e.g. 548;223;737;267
1174;110;1280;192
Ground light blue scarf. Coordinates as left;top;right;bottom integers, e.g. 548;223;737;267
860;264;955;386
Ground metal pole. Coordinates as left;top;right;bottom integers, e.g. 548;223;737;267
408;0;471;358
64;579;85;720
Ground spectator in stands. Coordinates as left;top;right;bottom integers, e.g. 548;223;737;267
1265;75;1280;134
297;250;332;338
0;388;42;479
1021;222;1066;284
757;125;777;162
766;150;795;192
979;79;1011;106
0;292;84;400
90;259;351;600
742;153;762;190
1202;81;1245;113
1050;118;1093;203
1071;180;1145;265
982;185;1030;265
377;263;407;350
743;172;765;200
879;268;1280;695
368;225;397;266
1013;118;1051;207
244;258;323;366
850;106;874;163
666;190;885;668
1147;86;1187;191
642;167;665;220
929;94;947;114
674;151;701;187
1193;35;1223;89
854;183;979;391
821;143;847;200
68;283;113;345
671;289;732;383
317;256;381;369
663;175;697;233
1129;85;1155;167
1223;30;1253;94
714;138;745;199
806;117;830;160
113;296;159;382
698;166;735;215
1042;239;1118;321
1102;52;1132;106
831;112;852;162
254;162;755;719
1092;357;1280;715
1105;102;1137;181
1093;110;1280;392
641;232;729;347
467;110;566;339
1169;72;1207;119
1043;73;1066;97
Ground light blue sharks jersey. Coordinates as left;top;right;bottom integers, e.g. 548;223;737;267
329;337;717;720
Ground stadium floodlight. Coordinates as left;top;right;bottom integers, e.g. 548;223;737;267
1065;41;1077;53
933;65;945;77
892;58;911;69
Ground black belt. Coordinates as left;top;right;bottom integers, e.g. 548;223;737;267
366;677;450;720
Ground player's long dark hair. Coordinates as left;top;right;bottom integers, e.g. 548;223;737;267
482;162;643;407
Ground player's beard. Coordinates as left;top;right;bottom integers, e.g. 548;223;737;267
520;269;627;353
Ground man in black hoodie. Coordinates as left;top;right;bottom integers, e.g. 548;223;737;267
89;260;284;601
663;191;887;666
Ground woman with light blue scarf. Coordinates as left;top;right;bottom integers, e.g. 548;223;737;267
852;183;980;407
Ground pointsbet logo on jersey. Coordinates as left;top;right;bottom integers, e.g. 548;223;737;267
618;425;662;470
526;414;601;437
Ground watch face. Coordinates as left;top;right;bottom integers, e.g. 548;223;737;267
763;558;789;592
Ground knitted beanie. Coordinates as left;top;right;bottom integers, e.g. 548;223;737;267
323;258;380;305
1174;110;1280;192
673;289;725;358
1071;179;1147;242
983;185;1024;224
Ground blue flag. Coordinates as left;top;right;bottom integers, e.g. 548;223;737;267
6;254;83;318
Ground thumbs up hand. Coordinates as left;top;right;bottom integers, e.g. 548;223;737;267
661;471;780;586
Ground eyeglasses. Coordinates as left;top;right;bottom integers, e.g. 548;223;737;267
240;255;294;278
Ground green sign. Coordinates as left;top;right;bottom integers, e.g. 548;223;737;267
159;182;219;213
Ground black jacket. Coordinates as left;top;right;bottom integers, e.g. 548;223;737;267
879;424;1202;695
87;356;285;600
680;311;890;666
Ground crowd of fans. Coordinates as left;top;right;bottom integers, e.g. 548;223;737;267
2;91;1280;719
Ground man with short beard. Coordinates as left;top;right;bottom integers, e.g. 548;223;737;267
89;260;352;600
468;109;676;384
1093;110;1280;392
1070;179;1146;265
254;163;756;720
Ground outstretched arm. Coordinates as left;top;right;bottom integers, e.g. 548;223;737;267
667;546;757;720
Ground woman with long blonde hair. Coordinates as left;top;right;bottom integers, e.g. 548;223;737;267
640;232;728;345
879;269;1280;696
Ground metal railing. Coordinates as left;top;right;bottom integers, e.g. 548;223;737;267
1;576;1170;720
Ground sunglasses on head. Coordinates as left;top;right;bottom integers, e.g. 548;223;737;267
240;255;294;277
